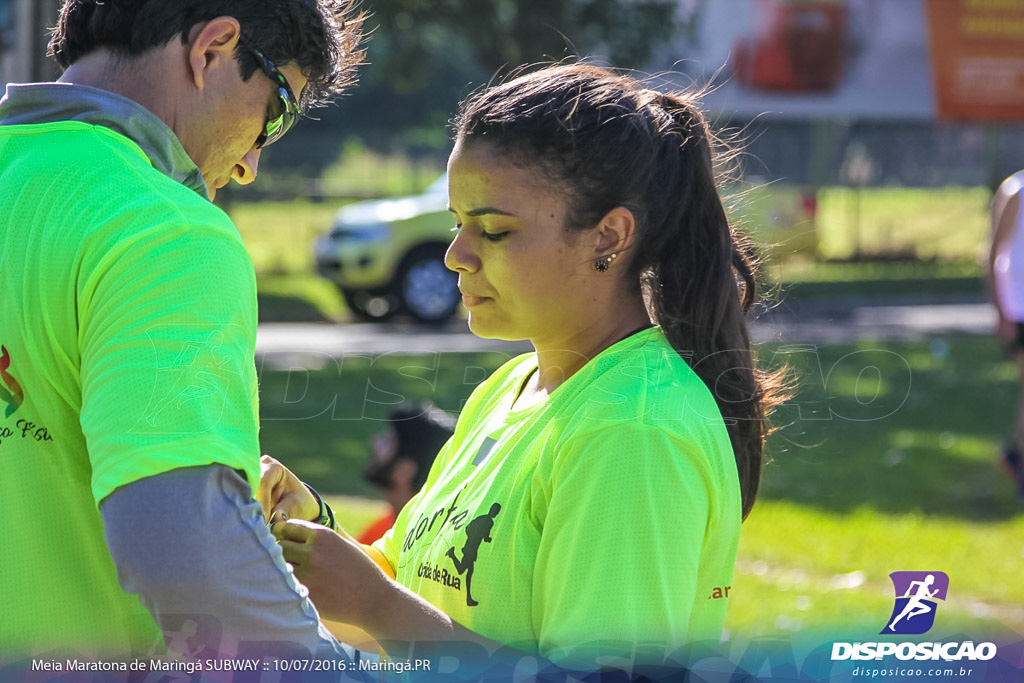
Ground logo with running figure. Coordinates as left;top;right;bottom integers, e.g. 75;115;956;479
0;345;24;418
882;571;949;635
445;502;501;607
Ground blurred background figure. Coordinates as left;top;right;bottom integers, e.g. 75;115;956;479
358;402;455;543
986;169;1024;499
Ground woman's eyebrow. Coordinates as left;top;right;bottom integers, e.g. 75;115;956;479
448;206;518;218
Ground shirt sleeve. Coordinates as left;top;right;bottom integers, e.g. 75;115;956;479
100;463;369;667
77;210;262;503
532;422;719;662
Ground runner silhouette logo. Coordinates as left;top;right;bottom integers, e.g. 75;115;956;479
445;502;501;607
882;571;949;635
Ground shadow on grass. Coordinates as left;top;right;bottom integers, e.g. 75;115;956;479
760;335;1022;521
257;291;336;323
779;276;984;303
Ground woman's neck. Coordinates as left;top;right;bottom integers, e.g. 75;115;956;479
513;302;651;410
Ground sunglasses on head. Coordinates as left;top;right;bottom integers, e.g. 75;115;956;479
245;46;300;148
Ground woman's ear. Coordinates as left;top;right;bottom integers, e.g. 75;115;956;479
594;206;636;258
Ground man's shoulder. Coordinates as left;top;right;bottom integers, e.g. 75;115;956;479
4;119;147;168
2;122;239;254
4;120;211;207
10;121;231;234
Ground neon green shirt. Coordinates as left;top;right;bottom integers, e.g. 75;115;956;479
0;111;260;653
376;328;742;665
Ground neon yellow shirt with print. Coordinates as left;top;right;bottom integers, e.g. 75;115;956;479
375;328;742;665
0;120;260;654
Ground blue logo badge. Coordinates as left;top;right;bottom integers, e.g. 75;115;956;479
881;571;949;635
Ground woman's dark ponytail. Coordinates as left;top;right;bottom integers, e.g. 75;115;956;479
636;95;774;519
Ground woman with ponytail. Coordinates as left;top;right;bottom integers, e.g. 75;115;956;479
259;63;784;672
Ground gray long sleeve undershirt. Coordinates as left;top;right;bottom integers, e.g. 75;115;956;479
100;464;369;667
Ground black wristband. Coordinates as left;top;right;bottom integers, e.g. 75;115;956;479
303;483;336;531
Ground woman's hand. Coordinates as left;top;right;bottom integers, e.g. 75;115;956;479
256;455;319;524
271;521;524;670
271;518;386;625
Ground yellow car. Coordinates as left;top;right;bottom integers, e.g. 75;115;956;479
315;175;460;323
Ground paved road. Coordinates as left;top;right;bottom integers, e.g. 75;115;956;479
750;298;996;344
256;321;531;369
255;298;997;367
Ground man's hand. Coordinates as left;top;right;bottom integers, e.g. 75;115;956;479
256;454;320;524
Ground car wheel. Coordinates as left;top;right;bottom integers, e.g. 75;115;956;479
398;246;460;323
340;288;398;322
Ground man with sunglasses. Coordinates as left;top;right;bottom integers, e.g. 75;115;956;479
0;0;366;666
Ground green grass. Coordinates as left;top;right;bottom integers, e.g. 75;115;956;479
256;275;347;323
230;200;346;277
767;260;984;301
814;187;991;262
318;140;445;198
258;351;512;498
258;334;1024;638
731;504;1024;639
760;337;1019;519
730;336;1024;637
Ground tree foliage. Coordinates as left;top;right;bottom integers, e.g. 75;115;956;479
364;0;682;88
260;0;684;169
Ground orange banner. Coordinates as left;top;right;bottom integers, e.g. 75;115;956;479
926;0;1024;121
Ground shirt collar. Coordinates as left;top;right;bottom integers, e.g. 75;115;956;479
0;82;209;198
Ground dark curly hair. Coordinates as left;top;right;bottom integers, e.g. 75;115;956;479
48;0;365;109
453;63;789;519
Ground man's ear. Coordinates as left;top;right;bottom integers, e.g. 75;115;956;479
594;206;636;258
186;17;243;91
